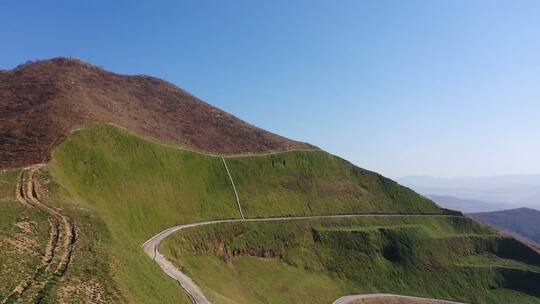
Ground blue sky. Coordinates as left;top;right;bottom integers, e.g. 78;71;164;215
2;1;540;178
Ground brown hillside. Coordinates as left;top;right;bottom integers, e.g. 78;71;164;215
0;57;315;169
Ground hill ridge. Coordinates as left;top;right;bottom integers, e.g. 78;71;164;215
0;57;316;169
468;207;540;247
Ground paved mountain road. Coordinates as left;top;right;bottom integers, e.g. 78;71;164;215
332;293;465;304
141;214;464;304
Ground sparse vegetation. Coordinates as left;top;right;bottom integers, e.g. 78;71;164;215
226;152;456;217
0;170;49;301
34;169;122;303
44;124;457;303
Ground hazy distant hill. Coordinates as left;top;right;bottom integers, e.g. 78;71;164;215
398;175;540;189
427;194;511;213
469;208;540;246
398;175;540;211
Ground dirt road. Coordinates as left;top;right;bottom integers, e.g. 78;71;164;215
2;165;76;304
142;214;462;304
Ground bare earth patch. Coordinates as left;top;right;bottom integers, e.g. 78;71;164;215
57;278;111;304
3;221;40;257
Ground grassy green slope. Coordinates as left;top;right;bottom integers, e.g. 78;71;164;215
43;124;455;303
42;124;539;303
161;217;540;304
47;125;244;303
225;152;452;217
49;124;451;242
1;168;124;303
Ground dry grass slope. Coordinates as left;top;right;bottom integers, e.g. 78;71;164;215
0;57;315;169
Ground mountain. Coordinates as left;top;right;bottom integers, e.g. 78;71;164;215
469;208;540;246
426;194;512;213
0;57;314;169
397;175;540;211
398;175;540;189
1;58;539;304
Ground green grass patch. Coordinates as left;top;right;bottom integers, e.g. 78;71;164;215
161;217;540;304
225;152;454;217
40;124;538;303
44;124;455;303
49;124;240;242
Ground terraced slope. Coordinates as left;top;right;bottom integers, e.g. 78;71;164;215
39;124;450;302
160;217;540;304
3;165;76;303
2;123;536;303
5;58;536;304
1;166;123;303
144;214;472;304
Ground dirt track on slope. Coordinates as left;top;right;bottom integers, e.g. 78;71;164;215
142;214;463;304
2;165;76;303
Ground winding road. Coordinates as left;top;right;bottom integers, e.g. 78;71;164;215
141;214;464;304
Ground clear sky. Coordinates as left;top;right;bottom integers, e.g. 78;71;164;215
2;1;540;178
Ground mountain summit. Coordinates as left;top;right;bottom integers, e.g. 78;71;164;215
0;57;315;169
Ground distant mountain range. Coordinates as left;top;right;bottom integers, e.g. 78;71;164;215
426;195;511;213
397;175;540;211
469;208;540;247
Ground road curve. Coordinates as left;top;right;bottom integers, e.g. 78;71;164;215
141;214;461;304
332;293;466;304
